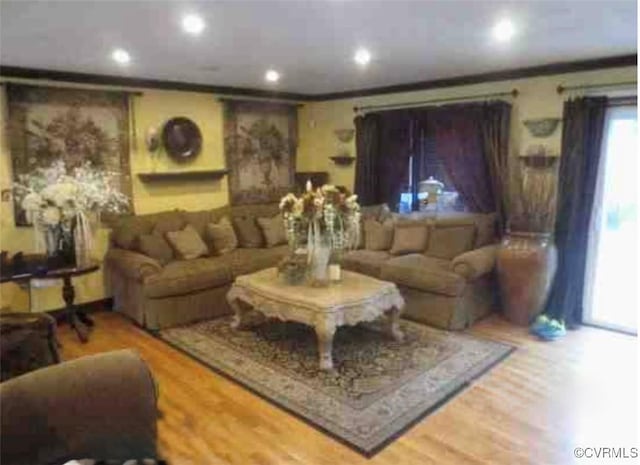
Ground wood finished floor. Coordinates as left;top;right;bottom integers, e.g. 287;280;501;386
57;312;637;465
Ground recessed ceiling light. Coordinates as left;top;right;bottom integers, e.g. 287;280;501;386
182;14;205;35
111;48;131;65
265;69;280;83
354;48;371;66
493;19;515;42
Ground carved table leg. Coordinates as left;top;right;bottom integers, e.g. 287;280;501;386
385;307;405;342
315;321;337;370
227;292;252;330
62;276;89;343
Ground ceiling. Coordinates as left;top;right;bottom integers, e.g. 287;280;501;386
0;0;636;95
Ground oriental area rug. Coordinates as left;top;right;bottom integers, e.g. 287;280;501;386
159;316;513;456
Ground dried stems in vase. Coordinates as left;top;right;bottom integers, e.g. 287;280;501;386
509;158;559;234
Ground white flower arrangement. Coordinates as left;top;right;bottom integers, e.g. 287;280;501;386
14;159;129;259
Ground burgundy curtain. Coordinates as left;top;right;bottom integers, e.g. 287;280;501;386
430;105;496;213
480;102;512;227
544;97;608;327
377;109;415;209
354;114;380;206
354;109;414;208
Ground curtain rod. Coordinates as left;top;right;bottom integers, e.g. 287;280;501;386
0;80;143;96
352;88;519;113
556;81;637;94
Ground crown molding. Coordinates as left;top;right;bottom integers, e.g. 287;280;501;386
1;54;636;102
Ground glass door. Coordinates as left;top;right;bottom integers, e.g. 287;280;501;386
584;104;638;334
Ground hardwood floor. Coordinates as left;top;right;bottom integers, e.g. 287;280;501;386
57;311;637;465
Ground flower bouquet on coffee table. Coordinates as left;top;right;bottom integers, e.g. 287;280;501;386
279;184;360;285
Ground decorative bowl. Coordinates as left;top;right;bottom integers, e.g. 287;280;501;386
334;128;355;143
523;118;561;138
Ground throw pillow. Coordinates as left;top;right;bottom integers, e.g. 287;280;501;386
165;224;209;260
257;215;287;248
136;234;174;265
358;204;391;249
364;219;394;251
205;217;238;255
426;225;476;259
390;224;429;255
232;216;264;248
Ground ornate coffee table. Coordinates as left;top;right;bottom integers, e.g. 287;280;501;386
226;268;405;370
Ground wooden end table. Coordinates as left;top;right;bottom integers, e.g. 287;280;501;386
42;262;100;343
0;260;100;343
226;268;405;370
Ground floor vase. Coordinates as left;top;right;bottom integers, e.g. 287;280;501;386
496;232;558;326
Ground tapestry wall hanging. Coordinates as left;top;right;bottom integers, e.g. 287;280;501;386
224;100;297;204
7;84;132;225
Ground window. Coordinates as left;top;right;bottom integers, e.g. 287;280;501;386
584;104;638;333
397;134;465;213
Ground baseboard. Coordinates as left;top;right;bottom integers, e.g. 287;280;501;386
48;297;113;321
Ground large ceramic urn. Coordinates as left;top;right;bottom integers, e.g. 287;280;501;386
496;232;558;326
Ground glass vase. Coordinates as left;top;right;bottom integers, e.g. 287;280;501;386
308;242;331;287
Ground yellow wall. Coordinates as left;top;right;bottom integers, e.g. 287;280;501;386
0;83;233;312
297;66;637;191
0;65;636;312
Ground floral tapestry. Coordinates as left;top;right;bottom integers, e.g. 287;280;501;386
224;100;297;204
7;84;132;225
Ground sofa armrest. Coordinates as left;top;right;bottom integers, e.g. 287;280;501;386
0;349;159;464
450;244;498;280
106;248;162;282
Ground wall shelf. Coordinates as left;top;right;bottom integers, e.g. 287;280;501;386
137;169;229;182
329;155;355;166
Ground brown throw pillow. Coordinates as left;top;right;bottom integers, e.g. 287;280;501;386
364;219;394;251
390;224;429;255
257;215;286;248
205;217;238;255
426;225;476;259
165;224;209;260
232;217;264;248
136;234;174;265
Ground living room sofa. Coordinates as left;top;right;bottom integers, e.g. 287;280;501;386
107;203;288;330
342;205;499;330
107;203;498;331
1;350;159;464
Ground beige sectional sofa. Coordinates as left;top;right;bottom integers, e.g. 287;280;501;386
342;205;499;330
106;203;499;331
106;203;287;330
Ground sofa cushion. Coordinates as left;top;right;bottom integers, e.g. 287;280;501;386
152;212;187;236
221;246;289;277
230;203;280;219
232;217;264;248
205;217;238;256
381;254;465;297
341;250;391;278
257;215;287;248
358;204;392;248
390;224;429;255
144;258;232;298
112;220;150;250
135;234;174;265
165;224;209;260
182;209;213;239
473;212;497;248
364;219;394;251
426;225;475;259
112;210;184;250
